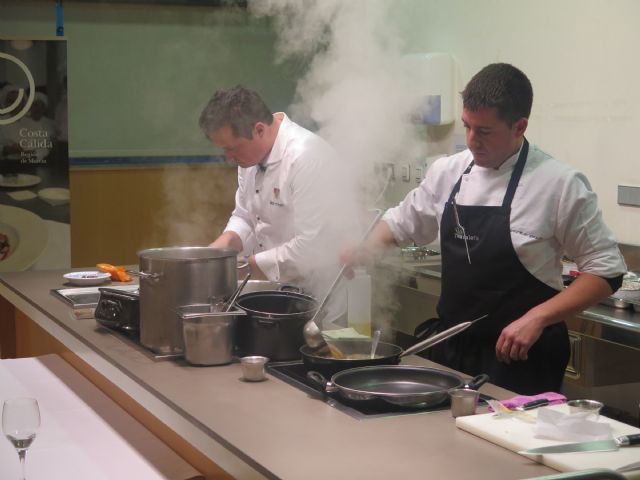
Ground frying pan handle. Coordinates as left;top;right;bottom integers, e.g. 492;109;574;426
401;321;472;358
306;371;338;394
257;318;279;328
414;317;441;341
403;314;489;358
465;374;490;390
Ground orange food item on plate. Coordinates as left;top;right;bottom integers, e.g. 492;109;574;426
97;263;132;282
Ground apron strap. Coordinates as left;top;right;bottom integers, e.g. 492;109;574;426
502;137;529;208
447;161;474;202
446;138;530;207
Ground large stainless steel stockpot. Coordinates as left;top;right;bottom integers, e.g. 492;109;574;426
138;247;237;355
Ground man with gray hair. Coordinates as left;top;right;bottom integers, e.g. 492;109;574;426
200;85;351;289
347;63;625;394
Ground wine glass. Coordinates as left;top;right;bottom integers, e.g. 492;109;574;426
2;398;40;480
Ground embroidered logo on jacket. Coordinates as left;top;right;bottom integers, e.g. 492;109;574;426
454;232;480;241
270;187;284;207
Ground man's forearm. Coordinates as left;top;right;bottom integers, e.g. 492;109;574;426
209;231;243;252
365;220;398;253
529;272;614;327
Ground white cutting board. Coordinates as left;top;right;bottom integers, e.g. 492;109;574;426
456;405;640;478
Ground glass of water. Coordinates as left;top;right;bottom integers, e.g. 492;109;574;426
2;398;41;480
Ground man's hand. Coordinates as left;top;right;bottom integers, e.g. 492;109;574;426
495;313;545;363
494;272;615;364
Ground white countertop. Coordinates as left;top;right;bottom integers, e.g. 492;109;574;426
0;354;202;480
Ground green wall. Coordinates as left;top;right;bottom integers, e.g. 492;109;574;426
0;1;300;157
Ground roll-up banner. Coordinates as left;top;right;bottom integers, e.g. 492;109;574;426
0;39;69;271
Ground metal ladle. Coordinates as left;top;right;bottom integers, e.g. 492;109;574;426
370;329;381;359
303;210;384;349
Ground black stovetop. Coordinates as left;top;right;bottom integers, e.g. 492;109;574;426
267;361;452;420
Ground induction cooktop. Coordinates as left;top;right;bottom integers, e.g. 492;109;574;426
267;360;457;420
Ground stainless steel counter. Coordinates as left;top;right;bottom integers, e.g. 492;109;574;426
0;269;556;480
377;256;640;425
380;256;640;351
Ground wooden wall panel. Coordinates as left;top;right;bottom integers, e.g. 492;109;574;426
69;164;237;267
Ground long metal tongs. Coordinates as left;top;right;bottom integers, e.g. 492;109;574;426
303;210;384;349
223;272;251;312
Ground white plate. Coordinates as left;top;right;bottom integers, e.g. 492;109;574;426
63;271;112;286
0;205;48;272
0;174;42;188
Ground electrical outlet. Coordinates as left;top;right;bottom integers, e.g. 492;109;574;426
414;166;423;184
618;185;640;207
401;164;411;182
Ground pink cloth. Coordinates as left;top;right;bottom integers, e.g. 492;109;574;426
500;392;566;409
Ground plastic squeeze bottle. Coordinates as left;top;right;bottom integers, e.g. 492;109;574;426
347;267;372;336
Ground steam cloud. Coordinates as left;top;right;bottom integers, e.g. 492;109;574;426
250;0;426;196
249;0;429;333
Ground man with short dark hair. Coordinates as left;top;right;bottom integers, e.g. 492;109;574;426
351;63;626;394
200;85;349;287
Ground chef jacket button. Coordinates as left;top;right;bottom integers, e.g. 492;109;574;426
255;189;259;193
257;216;260;221
259;243;263;247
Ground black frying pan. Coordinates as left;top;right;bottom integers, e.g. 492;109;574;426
300;315;488;376
308;365;489;408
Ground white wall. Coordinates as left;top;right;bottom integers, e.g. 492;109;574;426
395;0;640;245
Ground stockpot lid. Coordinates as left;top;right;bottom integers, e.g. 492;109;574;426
137;246;237;262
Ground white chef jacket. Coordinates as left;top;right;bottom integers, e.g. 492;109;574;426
383;143;626;291
224;113;350;284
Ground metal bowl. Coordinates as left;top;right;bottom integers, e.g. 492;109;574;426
567;399;603;417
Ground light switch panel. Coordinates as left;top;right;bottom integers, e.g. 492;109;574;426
618;185;640;207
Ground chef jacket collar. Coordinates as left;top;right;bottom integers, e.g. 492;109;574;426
493;139;525;171
260;112;289;171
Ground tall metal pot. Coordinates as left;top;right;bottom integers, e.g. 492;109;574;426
138;247;237;355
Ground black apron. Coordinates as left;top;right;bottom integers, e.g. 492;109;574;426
427;138;570;395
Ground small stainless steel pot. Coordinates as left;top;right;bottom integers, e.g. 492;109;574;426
178;304;246;366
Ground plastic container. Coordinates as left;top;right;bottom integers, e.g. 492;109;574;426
347;268;372;336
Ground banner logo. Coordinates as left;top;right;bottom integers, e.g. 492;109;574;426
0;52;35;126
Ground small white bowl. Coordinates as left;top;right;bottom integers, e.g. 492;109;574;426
38;188;70;206
63;271;111;286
